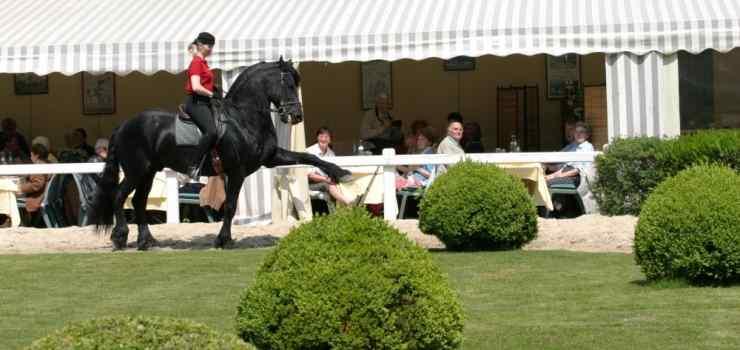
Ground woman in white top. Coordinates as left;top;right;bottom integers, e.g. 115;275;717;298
306;127;352;205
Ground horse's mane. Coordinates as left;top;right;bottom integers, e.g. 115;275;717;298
225;61;300;99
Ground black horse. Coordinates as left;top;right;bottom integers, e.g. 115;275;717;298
89;58;351;250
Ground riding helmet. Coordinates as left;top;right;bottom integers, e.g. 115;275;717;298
195;32;216;46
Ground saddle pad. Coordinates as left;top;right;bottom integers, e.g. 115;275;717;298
175;117;202;146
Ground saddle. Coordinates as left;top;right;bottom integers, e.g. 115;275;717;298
175;103;228;174
175;103;227;145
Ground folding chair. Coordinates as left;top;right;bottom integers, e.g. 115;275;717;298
546;182;585;217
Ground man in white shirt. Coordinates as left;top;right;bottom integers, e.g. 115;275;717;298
545;122;595;186
306;127;352;205
436;120;465;174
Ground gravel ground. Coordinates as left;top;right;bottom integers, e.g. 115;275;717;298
0;215;637;255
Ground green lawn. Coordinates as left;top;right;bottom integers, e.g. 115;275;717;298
1;250;738;350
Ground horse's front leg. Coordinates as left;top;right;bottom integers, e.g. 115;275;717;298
266;148;351;182
132;172;157;251
111;177;136;250
215;170;245;249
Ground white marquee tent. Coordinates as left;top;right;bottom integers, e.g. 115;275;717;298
2;0;739;223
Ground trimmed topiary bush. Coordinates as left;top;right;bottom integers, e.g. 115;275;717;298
236;208;464;349
418;160;537;250
25;315;252;350
657;129;740;175
593;129;740;216
634;165;740;284
592;137;666;216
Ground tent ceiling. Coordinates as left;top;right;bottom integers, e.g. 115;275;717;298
1;0;739;75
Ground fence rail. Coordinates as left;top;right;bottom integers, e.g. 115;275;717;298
0;150;601;223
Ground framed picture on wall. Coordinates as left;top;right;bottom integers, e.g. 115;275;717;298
546;54;581;99
14;73;48;95
82;72;116;115
361;60;392;110
444;56;476;71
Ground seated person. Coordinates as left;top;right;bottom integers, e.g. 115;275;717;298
306;127;352;205
88;138;109;163
546;118;579;172
0;134;29;164
402;126;438;188
80;138;111;196
400;119;430;155
74;128;96;159
401;131;417;155
17;144;51;227
0;117;30;157
436;120;465;174
462;121;485;153
32;136;58;163
57;132;89;163
545;122;594;187
359;93;403;154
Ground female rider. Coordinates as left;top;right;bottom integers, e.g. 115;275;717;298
184;32;220;179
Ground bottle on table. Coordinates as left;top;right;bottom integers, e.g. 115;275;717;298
509;132;520;153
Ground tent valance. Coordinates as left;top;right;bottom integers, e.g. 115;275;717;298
1;0;739;75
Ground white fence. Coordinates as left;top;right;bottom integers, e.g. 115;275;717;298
0;150;600;223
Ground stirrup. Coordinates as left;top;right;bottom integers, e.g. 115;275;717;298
189;155;207;180
187;165;200;180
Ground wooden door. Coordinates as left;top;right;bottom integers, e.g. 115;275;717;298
497;86;540;151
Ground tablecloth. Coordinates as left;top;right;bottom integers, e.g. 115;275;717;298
0;177;21;227
496;162;553;210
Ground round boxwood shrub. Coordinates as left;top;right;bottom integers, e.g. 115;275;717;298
634;165;740;284
236;208;464;349
593;130;740;216
592;136;666;216
419;160;537;250
25;315;252;349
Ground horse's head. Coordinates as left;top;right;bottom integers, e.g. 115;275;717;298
266;57;303;125
225;58;304;125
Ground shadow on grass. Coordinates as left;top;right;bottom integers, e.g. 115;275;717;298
631;278;739;289
124;235;280;251
630;278;692;289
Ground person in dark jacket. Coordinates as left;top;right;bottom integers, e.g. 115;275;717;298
74;128;95;158
0;118;30;157
462;121;485;153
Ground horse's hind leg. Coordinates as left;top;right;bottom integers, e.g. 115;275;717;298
111;177;136;250
215;169;245;249
132;171;157;251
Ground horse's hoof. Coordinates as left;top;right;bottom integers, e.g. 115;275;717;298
111;238;127;251
137;238;158;251
214;237;235;249
338;173;353;183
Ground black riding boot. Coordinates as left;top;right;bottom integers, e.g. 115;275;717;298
185;95;218;179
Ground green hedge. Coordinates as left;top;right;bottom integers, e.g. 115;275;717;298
25;315;252;350
419;161;537;250
236;208;464;349
634;165;740;284
593;129;740;216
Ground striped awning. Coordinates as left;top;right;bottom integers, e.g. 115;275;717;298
2;0;740;75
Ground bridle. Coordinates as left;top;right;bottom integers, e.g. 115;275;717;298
269;71;301;121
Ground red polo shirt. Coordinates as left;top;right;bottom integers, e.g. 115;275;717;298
185;55;214;94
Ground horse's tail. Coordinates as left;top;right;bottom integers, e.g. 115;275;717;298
88;127;120;232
